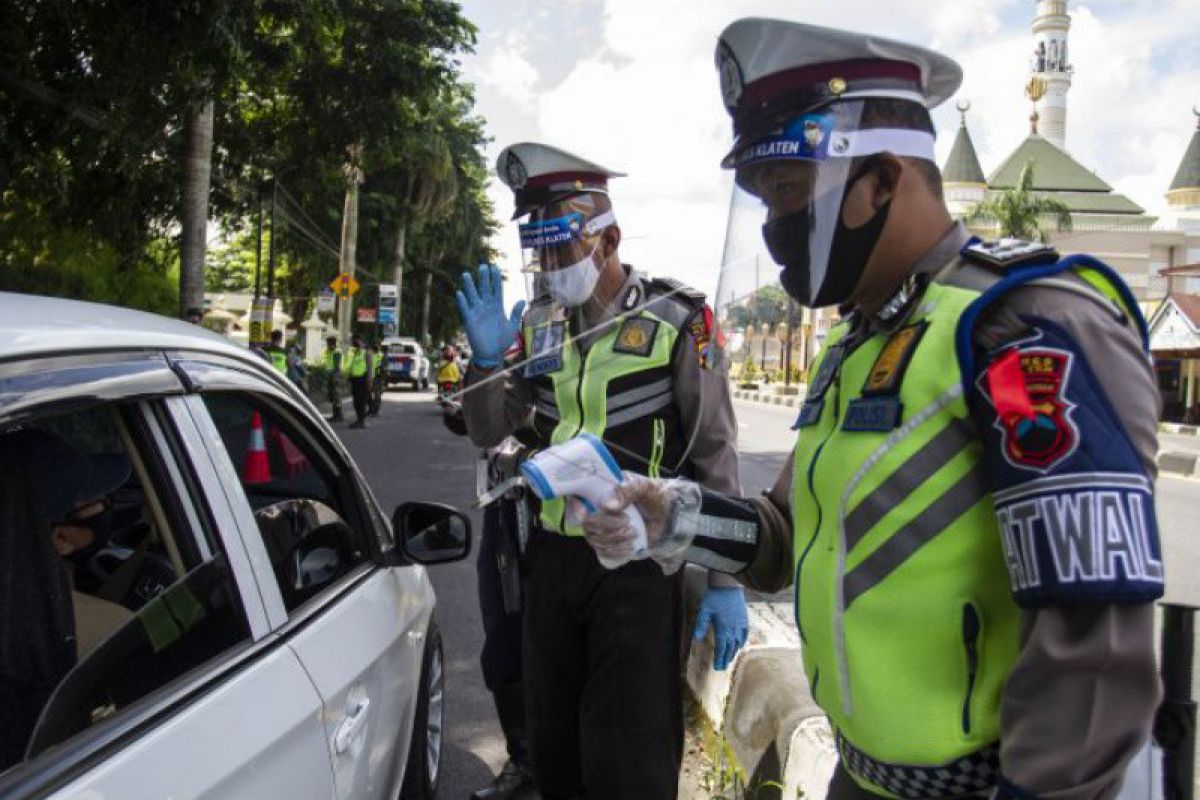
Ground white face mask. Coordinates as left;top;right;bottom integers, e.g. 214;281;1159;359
541;247;601;306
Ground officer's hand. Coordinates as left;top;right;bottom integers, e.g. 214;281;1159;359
579;473;702;571
455;264;525;369
693;586;749;671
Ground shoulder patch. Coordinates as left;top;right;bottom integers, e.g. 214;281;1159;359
613;317;658;356
962;239;1058;271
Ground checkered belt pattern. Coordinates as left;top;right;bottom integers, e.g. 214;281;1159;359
837;731;1000;799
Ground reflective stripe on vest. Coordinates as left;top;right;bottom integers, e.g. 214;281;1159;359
792;266;1137;797
347;349;368;377
524;309;681;536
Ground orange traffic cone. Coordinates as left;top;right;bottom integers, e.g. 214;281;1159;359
242;411;272;484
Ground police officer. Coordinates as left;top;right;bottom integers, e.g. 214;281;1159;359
322;335;344;422
456;143;749;800
345;334;372;429
581;20;1164;800
265;329;288;374
369;341;386;416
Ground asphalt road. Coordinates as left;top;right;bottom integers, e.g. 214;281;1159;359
335;389;502;799
334;390;1200;798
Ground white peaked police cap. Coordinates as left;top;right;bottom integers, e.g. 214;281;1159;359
496;142;626;219
715;18;963;167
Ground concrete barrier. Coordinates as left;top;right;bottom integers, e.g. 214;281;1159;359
1158;451;1199;478
684;568;835;799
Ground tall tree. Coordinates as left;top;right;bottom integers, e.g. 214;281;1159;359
968;163;1073;242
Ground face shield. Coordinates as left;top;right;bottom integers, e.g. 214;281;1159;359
519;194;616;311
714;100;934;311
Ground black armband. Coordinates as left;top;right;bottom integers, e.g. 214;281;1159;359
677;488;761;574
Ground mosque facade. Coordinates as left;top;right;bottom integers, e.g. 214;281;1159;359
942;0;1200;420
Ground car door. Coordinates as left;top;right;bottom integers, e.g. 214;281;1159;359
0;352;335;800
168;361;431;800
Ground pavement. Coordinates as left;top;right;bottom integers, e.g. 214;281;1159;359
333;388;504;798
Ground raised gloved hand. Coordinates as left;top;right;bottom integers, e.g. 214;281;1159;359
455;264;525;368
578;472;701;572
693;586;749;671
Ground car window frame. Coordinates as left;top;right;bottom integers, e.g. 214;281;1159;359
0;386;272;798
164;360;395;633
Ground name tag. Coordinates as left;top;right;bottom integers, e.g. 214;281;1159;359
524;322;564;377
842;396;903;432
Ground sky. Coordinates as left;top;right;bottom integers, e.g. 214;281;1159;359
456;0;1200;299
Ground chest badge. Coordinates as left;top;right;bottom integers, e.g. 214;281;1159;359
842;322;927;433
613;317;658;357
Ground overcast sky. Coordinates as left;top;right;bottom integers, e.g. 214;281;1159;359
456;0;1200;299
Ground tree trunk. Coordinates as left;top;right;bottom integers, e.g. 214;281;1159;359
336;157;363;344
392;221;406;333
179;95;215;317
420;271;433;347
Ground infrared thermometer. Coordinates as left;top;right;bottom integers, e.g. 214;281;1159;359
520;433;647;568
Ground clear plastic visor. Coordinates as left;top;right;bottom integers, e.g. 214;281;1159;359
519;194;615;307
715;101;865;315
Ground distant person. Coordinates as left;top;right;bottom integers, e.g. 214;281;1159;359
345;335;373;429
369;342;387;416
265;330;288;374
286;342;308;390
322;335;344;422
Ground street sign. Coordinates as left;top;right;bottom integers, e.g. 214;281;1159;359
378;283;398;299
357;307;377;323
316;286;335;313
330;273;361;298
378;307;396;325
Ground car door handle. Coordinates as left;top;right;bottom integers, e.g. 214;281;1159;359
333;698;371;754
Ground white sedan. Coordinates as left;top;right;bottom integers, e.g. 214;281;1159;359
0;293;468;799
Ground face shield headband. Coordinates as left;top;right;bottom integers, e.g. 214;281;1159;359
519;208;617;307
730;104;935;308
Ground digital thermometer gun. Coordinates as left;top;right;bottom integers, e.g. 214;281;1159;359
519;433;647;568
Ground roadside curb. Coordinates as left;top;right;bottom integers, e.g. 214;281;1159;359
1159;422;1200;437
1158;450;1200;479
683;568;835;799
730;387;806;409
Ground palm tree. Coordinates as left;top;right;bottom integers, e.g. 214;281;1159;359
968;163;1073;242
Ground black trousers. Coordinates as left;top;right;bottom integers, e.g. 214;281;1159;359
349;377;369;422
477;499;527;762
523;530;684;800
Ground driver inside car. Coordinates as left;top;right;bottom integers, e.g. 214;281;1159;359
0;427;133;772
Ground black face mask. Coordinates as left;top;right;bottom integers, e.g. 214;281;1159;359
761;161;892;308
59;504;115;569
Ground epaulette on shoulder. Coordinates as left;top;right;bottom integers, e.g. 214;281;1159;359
648;276;706;309
961;238;1059;272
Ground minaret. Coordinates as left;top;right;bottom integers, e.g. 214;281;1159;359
942;101;987;220
1162;107;1200;232
1029;0;1072;151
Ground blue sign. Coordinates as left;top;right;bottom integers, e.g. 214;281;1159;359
378;307;396;324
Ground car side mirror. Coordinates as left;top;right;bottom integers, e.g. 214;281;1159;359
392;501;471;565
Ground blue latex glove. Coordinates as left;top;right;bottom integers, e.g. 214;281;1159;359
454;264;526;368
693;586;749;671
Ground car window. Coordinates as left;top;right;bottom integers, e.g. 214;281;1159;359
0;403;250;773
402;345;416;355
200;392;373;613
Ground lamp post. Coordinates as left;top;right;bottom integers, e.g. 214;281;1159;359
783;299;795;388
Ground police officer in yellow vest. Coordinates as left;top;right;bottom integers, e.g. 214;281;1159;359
265;329;288;374
345;334;372;429
580;20;1164;800
322;335;344;422
456;143;748;800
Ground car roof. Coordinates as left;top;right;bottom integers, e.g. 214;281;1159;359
0;292;263;367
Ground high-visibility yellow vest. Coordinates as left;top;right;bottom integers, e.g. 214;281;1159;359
322;347;341;372
791;262;1145;796
267;347;287;374
524;281;700;535
346;348;368;378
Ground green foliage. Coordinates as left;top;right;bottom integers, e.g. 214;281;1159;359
0;0;491;327
967;163;1073;242
726;285;792;329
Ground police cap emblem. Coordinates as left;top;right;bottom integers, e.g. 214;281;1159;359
717;41;744;110
504;151;528;189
